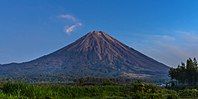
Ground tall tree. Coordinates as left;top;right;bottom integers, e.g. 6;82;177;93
169;58;198;86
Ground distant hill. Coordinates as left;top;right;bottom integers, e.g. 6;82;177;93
0;31;170;82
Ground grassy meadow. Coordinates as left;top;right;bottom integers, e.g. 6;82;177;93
0;82;182;99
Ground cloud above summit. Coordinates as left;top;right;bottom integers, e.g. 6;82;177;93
59;14;82;34
59;14;77;22
65;23;82;33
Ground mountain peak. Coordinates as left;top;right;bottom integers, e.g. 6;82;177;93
89;30;105;35
84;30;115;43
86;31;108;38
1;31;169;82
65;31;116;53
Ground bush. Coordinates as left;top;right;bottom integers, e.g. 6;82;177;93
178;89;198;98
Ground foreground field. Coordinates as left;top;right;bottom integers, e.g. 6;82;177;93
0;82;179;99
0;82;198;99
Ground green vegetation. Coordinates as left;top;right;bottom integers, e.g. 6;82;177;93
0;79;197;98
169;58;198;86
166;58;198;99
0;82;179;99
1;58;198;98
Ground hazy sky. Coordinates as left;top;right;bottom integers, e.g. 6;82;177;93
0;0;198;67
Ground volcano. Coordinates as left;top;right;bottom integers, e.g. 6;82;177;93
0;31;169;82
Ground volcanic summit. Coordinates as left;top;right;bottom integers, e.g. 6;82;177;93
0;31;169;81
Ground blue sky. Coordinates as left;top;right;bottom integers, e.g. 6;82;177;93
0;0;198;67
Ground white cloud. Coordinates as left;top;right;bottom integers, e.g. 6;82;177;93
177;31;198;43
58;14;82;34
152;35;176;41
59;14;77;22
64;23;82;34
130;31;198;67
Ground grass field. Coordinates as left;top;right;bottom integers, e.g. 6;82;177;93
0;81;198;99
0;82;180;99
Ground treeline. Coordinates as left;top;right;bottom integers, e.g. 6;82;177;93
73;77;151;85
169;58;198;86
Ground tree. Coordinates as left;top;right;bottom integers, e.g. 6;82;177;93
169;58;198;86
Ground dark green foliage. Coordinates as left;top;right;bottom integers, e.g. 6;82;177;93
169;58;198;86
178;89;198;98
0;82;179;99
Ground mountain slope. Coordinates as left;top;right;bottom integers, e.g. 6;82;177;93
0;31;170;82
